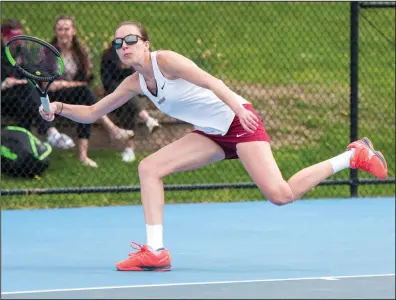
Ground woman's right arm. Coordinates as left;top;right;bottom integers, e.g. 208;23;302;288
40;72;141;123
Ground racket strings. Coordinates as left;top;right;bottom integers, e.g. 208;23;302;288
9;40;60;78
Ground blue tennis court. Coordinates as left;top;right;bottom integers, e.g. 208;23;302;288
1;197;395;298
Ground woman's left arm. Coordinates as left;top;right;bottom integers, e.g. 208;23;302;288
157;50;259;133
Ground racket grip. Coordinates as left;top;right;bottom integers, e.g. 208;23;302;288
40;95;54;121
40;95;51;113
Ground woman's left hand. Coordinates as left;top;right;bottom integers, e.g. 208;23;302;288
236;106;260;133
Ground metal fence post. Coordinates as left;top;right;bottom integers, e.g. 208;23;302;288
350;1;359;197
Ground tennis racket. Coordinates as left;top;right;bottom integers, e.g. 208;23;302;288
4;35;64;120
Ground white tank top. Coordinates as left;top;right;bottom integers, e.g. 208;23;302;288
138;51;248;135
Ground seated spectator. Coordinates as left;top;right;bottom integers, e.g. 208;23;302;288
48;15;134;168
1;19;74;149
101;45;161;163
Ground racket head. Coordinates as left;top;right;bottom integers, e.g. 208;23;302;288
5;35;64;82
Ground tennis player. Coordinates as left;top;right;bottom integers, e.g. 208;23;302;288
39;21;388;272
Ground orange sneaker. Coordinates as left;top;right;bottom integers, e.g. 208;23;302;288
347;137;388;179
116;242;172;271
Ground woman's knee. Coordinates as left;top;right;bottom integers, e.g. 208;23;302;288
138;154;174;180
265;182;294;206
138;157;159;179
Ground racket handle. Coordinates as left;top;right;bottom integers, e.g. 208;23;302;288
40;95;54;121
40;95;52;112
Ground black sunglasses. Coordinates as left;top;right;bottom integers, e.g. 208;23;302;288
112;34;144;49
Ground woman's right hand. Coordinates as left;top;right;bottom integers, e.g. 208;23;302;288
38;102;59;121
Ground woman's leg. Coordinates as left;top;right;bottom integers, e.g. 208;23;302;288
110;101;138;162
99;115;134;141
73;88;97;166
77;138;97;167
138;132;225;249
236;139;387;205
236;141;328;204
48;86;96;166
138;109;150;121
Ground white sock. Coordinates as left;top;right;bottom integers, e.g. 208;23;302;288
146;224;164;251
329;149;355;174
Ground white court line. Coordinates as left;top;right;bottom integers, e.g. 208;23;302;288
2;273;394;295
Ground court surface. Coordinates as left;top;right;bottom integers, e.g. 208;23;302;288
1;197;395;299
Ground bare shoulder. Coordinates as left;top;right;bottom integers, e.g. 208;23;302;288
156;50;190;65
156;50;193;79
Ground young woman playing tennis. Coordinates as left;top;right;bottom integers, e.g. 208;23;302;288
39;21;388;272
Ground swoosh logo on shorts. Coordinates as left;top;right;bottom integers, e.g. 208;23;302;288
236;133;247;138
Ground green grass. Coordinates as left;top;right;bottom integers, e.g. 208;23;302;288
1;2;395;209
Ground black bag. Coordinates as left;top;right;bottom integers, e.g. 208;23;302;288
1;126;52;178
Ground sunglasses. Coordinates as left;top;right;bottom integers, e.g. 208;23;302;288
112;34;144;49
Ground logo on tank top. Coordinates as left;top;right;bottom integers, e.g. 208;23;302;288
157;97;166;105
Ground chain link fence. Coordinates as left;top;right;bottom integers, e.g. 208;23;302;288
1;2;395;207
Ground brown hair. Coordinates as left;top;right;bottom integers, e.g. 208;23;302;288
51;15;92;80
115;21;151;50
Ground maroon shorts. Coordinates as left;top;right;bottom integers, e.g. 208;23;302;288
192;104;270;159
